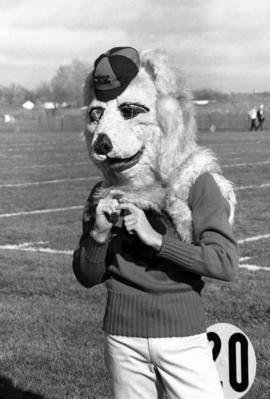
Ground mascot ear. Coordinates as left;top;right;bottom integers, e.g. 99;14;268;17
83;70;95;106
83;70;95;147
140;49;197;182
140;49;178;96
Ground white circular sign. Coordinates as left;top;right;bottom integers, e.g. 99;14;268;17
207;323;256;399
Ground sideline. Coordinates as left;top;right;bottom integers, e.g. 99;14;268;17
0;205;83;218
235;182;270;191
0;176;99;188
0;145;83;153
239;264;270;272
0;243;72;255
223;160;270;168
0;238;269;272
0;159;269;172
0;161;89;170
237;233;270;244
0;178;269;190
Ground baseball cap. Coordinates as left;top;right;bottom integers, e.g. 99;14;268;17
92;47;140;102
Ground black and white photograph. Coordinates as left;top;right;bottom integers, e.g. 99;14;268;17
0;1;269;398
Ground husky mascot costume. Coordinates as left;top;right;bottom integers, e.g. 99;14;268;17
73;47;238;399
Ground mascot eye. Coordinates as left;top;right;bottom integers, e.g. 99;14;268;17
88;107;104;123
119;103;149;120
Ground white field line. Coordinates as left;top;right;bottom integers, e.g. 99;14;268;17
0;160;269;172
235;182;270;191
239;256;251;262
0;205;83;218
0;243;72;255
228;149;270;156
0;161;89;170
237;233;270;244
237;236;270;272
0;145;83;153
0;236;269;272
210;139;266;147
223;160;270;168
0;243;269;272
7;155;25;159
239;256;270;271
0;138;78;147
239;264;270;272
0;176;99;188
0;178;268;190
0;152;86;160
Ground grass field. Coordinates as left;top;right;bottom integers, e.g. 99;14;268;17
0;127;269;399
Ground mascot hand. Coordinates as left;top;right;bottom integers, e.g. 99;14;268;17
118;203;162;251
91;197;120;242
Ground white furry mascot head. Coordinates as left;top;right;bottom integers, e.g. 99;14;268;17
83;47;236;242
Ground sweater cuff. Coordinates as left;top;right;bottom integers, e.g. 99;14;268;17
82;233;109;263
158;234;194;269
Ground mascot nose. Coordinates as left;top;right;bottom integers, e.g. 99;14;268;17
93;133;113;155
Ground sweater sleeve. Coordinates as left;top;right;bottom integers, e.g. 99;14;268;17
72;182;111;288
72;233;110;288
157;173;239;281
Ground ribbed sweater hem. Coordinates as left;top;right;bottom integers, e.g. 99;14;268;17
102;284;206;338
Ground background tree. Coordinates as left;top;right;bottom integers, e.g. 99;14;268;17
36;82;53;102
51;59;89;106
1;84;35;106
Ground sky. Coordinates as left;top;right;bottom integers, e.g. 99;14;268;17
0;0;269;93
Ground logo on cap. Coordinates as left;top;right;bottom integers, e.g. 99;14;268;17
93;75;111;86
92;47;140;102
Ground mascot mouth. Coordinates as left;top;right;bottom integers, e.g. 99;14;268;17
107;148;144;172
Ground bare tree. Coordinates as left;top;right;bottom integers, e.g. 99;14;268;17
51;59;90;106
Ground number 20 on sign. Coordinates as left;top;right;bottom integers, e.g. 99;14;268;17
207;323;256;399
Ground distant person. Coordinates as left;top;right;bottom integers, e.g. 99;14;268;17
248;106;257;131
257;104;265;131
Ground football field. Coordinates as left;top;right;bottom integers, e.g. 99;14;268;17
0;128;269;398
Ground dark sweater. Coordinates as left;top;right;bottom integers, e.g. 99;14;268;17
73;173;238;337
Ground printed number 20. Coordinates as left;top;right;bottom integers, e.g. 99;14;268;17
207;331;249;392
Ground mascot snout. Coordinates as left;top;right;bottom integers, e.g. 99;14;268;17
93;133;113;156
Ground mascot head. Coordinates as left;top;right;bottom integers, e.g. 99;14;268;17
83;46;235;241
84;46;197;189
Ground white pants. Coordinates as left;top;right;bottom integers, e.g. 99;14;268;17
104;333;224;399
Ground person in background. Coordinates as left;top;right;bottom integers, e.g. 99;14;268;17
248;106;257;131
257;104;265;131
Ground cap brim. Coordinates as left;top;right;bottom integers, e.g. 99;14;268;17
95;84;128;102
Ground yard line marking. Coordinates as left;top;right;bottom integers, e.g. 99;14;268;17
1;160;269;171
237;233;270;244
239;256;252;262
0;138;78;145
0;245;269;272
0;145;84;153
8;155;25;159
229;149;270;156
0;176;99;188
0;161;89;170
239;264;270;272
1;179;268;190
235;182;270;191
0;205;83;218
0;240;48;247
223;160;270;168
0;152;86;159
1;141;84;154
0;243;72;255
